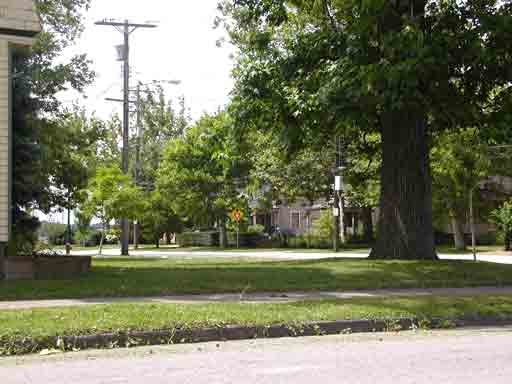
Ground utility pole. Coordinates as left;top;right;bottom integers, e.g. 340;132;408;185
95;20;157;256
133;82;142;249
333;135;346;252
66;191;72;255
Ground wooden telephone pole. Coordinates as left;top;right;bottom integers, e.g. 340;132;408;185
95;20;157;256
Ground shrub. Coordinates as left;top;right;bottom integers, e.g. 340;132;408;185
247;224;265;234
490;201;512;251
176;231;220;247
311;210;334;239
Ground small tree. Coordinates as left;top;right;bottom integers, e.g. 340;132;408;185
141;191;182;248
74;210;93;247
490;201;512;251
311;210;335;240
82;167;145;255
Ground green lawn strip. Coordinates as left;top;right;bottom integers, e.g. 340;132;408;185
436;245;506;255
1;295;512;350
2;258;512;301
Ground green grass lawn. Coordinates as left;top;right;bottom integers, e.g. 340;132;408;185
2;258;512;301
436;245;507;255
1;295;512;344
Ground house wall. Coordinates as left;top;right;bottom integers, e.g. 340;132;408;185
0;0;40;249
0;1;41;33
270;200;329;235
0;39;8;243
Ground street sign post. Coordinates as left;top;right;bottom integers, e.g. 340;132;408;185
230;209;244;248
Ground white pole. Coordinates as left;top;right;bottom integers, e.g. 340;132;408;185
470;188;477;261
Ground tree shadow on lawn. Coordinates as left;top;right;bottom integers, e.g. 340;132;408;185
2;258;512;302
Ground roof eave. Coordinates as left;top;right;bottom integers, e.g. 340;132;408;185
0;27;39;38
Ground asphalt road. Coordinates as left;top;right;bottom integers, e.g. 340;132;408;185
2;328;512;384
72;248;512;264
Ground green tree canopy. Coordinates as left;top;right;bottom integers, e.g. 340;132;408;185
81;167;145;254
490;201;512;251
12;0;96;250
220;0;512;259
157;112;249;246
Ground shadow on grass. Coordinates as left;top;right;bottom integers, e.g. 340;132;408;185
2;258;512;302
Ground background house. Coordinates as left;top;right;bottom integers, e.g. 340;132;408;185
251;197;375;240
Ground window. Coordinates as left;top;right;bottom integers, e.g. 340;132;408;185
291;212;300;230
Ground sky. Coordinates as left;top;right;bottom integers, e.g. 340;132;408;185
59;0;235;122
45;0;236;224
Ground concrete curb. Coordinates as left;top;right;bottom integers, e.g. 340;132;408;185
3;317;512;356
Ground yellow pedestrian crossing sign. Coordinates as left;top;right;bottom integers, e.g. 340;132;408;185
230;208;244;222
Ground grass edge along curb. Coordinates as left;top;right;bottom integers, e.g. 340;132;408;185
3;317;512;357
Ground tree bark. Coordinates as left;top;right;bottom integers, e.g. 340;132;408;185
99;223;105;256
219;216;228;248
370;111;438;260
451;211;466;251
362;207;374;243
339;196;346;244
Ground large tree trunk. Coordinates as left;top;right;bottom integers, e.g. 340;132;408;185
362;207;374;243
219;216;228;248
451;211;466;251
370;111;437;260
98;223;105;256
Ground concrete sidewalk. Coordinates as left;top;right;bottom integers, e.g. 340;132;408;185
2;286;512;310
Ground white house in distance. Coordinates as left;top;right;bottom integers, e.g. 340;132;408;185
0;0;40;257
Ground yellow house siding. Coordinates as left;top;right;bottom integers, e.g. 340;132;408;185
0;1;40;244
0;0;41;34
0;39;7;242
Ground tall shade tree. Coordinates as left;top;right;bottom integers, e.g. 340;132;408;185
157;112;249;247
249;132;333;206
431;129;491;251
431;129;512;250
12;0;95;249
132;87;189;246
136;87;189;191
219;0;512;259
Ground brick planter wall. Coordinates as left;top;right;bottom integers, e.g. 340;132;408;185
2;256;92;281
